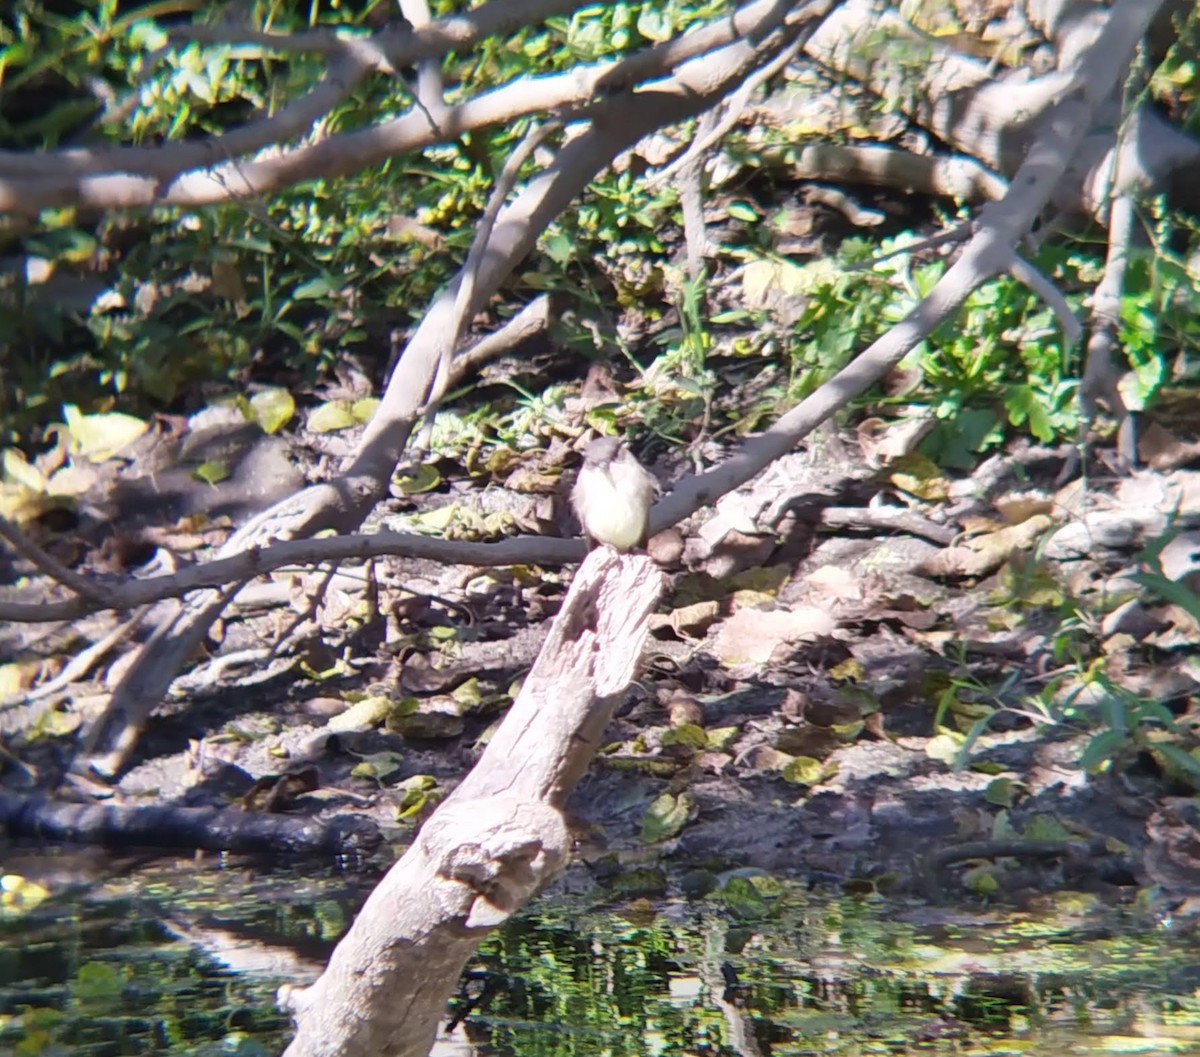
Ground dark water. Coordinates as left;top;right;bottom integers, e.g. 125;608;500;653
2;845;1199;1056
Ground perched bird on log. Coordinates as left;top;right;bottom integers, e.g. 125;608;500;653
571;436;658;552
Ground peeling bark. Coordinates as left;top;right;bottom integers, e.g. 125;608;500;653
280;549;665;1057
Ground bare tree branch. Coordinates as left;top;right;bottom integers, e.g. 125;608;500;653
0;514;114;606
1008;252;1083;348
349;0;801;489
76;0;809;779
0;0;794;215
650;0;1167;534
1082;192;1137;467
172;0;589;60
446;293;554;389
803;0;1193;216
398;0;450;133
647;32;806;192
281;548;665;1057
424;118;562;422
784;143;1009;203
0;530;581;626
0;50;375;180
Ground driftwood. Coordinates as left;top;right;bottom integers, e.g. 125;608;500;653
0;792;381;855
279;547;665;1057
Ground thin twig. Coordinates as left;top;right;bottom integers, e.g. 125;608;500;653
1008;252;1083;348
0;514;115;605
445;293;553;390
0;50;373;180
0;606;152;713
647;32;804;191
0;0;790;214
420;118;563;428
399;0;449;134
852;225;971;272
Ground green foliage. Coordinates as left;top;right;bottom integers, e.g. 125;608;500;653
1149;1;1200;135
922;528;1200;790
0;0;724;441
2;0;1198;478
605;229;1093;455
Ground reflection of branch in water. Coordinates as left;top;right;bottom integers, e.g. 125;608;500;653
715;959;762;1057
443;969;500;1033
161;914;327;981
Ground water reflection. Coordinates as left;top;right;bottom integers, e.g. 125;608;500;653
2;847;1199;1055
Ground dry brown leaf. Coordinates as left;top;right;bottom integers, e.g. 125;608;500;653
1158;532;1200;581
664;692;704;727
1052;478;1090;519
711;606;836;666
1139;420;1200;471
651;600;721;638
917;514;1053;579
385;215;444;249
739;745;795;772
1147;604;1200;649
806;564;863;602
959;515;1005;535
856;414;934;467
994;491;1054;524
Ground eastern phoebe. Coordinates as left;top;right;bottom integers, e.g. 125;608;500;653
571;437;658;552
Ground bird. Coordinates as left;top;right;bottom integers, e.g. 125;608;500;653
570;436;658;552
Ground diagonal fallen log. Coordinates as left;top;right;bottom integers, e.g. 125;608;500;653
279;547;666;1057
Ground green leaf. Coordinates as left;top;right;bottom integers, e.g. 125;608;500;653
1004;385;1055;442
984;777;1015;807
963;867;1000;895
349;751;405;782
726;201;758;222
395;463;442;494
307;400;357;433
193;460;229;485
2;449;47;492
128;20;168;49
640;792;694;843
63;405;148;461
662;722;708;750
924;733;960;764
249;388;296;435
1133;570;1200;626
719;875;772;920
1079;729;1127;774
0;873;50;915
706;726;739;751
542;231;573;265
395;786;432;821
1025;815;1071;842
636;7;671;41
1154;743;1200;788
329;696;391;733
293;276;336;300
351;397;380;423
451;678;484;707
779;755;824;786
72;962;122;1005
